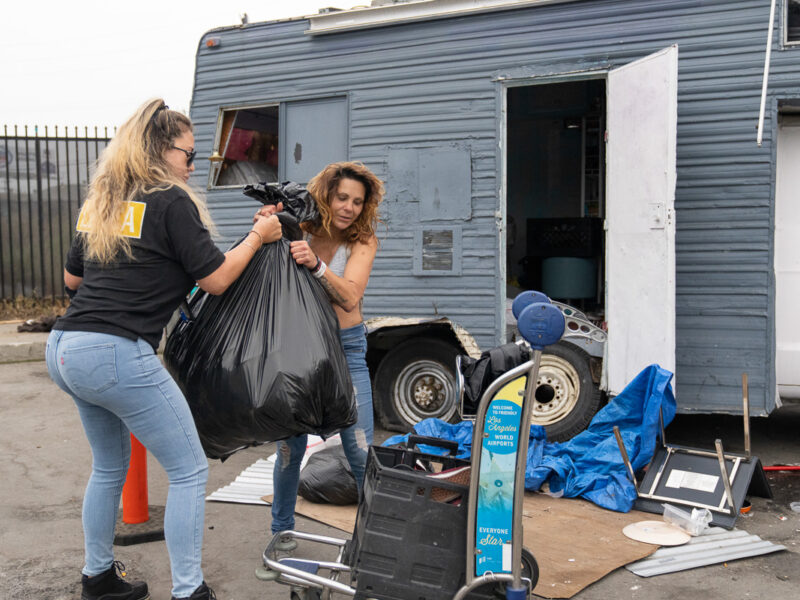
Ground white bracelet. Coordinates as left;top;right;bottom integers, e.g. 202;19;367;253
312;260;327;279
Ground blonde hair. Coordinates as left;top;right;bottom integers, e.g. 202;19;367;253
79;98;216;263
305;161;384;245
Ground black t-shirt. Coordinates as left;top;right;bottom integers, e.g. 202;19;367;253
54;187;225;350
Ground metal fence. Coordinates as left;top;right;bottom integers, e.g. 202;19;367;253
0;126;112;301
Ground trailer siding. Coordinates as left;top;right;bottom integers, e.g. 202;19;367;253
191;0;799;414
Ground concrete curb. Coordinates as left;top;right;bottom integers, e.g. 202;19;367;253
0;322;47;363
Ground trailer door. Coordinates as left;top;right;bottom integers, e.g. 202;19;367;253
604;45;678;395
775;115;800;400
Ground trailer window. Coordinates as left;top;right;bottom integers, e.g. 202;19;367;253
210;105;279;188
208;97;348;188
788;0;800;44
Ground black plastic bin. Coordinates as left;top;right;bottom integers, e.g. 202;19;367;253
526;217;603;258
349;444;474;600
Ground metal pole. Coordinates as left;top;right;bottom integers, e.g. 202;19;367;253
45;127;55;301
613;425;638;488
742;373;751;459
2;126;14;300
714;439;736;515
510;351;541;591
757;0;778;146
25;126;35;296
94;126;100;172
35;128;46;298
64;126;72;235
15;126;24;299
54;129;64;300
73;127;81;230
84;126;90;188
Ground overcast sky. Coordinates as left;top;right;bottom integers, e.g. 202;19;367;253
0;1;367;131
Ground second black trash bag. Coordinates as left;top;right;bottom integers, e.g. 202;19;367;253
298;444;359;505
164;184;357;460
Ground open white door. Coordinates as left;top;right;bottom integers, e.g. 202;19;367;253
604;45;678;395
775;116;800;400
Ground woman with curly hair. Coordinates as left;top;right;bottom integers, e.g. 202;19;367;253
46;98;282;600
258;161;383;550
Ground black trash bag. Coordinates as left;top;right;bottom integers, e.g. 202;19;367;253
243;181;318;224
459;343;531;417
164;183;356;460
298;445;359;505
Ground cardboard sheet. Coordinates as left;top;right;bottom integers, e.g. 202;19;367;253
520;493;658;597
262;494;357;534
263;492;659;599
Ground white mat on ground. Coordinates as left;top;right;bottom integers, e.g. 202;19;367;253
206;434;341;504
206;457;275;504
625;526;787;576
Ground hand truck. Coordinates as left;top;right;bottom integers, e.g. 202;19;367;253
257;291;565;600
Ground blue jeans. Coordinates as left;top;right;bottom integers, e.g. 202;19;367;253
271;323;374;534
46;330;207;598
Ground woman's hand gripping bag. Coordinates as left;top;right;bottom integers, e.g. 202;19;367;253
164;182;357;460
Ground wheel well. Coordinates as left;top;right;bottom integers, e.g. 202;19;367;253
366;323;465;375
559;338;603;384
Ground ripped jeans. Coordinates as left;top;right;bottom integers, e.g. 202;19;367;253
270;323;373;534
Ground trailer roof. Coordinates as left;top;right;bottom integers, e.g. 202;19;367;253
306;0;581;35
201;1;582;39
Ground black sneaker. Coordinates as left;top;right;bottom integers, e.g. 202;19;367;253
172;581;216;600
81;561;149;600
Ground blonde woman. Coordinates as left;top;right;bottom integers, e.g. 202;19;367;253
46;99;282;600
257;162;383;550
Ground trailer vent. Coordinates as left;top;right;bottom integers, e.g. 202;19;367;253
414;226;462;276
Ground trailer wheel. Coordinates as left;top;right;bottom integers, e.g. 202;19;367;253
534;341;601;441
373;338;460;432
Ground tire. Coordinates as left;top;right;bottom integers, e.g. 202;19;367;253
533;341;601;441
373;337;461;431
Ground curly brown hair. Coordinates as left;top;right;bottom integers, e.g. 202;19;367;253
305;161;384;245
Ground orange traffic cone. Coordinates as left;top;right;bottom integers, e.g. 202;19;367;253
114;433;165;545
122;434;149;524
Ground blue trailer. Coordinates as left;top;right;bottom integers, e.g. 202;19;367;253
188;0;800;440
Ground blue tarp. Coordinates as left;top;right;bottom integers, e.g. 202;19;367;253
383;364;676;512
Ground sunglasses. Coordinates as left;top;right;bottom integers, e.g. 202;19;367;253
171;145;196;167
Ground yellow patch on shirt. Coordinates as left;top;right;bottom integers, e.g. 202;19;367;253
76;201;146;239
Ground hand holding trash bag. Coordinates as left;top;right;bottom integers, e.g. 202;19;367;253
164;182;358;460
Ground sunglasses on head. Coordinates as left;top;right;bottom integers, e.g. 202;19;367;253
171;145;196;167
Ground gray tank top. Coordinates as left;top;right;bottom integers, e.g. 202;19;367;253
328;243;349;277
307;234;350;277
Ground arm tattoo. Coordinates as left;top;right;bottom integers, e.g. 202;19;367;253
319;274;348;307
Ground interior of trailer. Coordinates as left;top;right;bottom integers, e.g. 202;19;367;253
505;78;607;328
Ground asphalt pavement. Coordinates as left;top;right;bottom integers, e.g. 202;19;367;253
0;326;798;600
